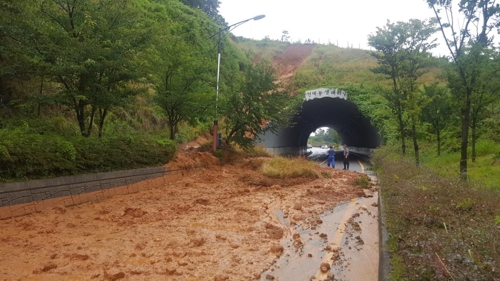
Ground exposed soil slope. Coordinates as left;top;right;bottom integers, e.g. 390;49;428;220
273;44;315;88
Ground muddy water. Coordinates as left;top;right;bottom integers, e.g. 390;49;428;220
260;194;379;281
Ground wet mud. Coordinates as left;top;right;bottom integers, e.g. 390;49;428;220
0;152;370;281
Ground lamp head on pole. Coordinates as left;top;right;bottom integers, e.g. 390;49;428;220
252;14;265;21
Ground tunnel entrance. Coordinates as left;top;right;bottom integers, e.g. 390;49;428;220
257;88;381;155
307;127;340;148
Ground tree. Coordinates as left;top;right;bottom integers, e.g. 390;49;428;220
178;0;223;24
425;0;500;179
28;0;153;137
422;83;454;156
221;59;299;149
147;3;215;139
368;19;437;164
469;50;500;161
0;0;41;115
309;128;340;145
281;30;290;42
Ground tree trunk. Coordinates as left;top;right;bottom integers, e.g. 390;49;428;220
98;108;108;138
397;110;406;155
38;77;43;117
412;121;419;166
86;106;96;137
436;129;441;157
471;119;477;163
459;90;471;181
76;101;87;137
169;122;176;140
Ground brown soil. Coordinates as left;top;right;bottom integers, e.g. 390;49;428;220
0;150;365;280
273;44;315;89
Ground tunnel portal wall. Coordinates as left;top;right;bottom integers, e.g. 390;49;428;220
257;95;381;155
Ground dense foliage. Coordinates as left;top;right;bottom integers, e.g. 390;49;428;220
0;0;301;180
0;119;176;181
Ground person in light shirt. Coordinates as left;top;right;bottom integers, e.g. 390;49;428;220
342;144;349;170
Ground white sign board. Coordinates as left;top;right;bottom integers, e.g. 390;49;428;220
305;88;347;101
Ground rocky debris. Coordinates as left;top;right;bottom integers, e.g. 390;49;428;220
123;207;147;218
104;271;125;281
320;262;331;273
270;244;284;256
33;262;57;274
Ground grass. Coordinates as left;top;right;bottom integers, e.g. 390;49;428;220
246;146;271;157
261;156;319;179
374;146;500;281
352;174;371;189
420;140;500;190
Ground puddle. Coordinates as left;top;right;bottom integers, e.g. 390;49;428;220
260;201;353;281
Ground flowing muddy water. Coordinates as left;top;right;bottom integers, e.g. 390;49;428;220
0;152;377;281
260;191;379;281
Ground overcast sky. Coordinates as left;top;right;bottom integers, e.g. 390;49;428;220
219;0;450;56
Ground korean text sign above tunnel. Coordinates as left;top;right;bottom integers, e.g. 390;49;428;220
305;88;347;101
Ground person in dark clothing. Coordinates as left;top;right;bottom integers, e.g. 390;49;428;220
326;146;335;168
343;144;349;170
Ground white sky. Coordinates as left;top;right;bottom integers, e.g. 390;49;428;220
219;0;449;56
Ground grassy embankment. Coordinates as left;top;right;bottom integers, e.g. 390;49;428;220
374;143;500;281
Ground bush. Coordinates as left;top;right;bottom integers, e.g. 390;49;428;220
352;174;370;189
0;127;77;180
0;127;177;182
73;134;176;173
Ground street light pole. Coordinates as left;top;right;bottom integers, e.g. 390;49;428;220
213;14;265;151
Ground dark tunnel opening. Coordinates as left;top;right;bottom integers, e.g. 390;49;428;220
257;95;381;155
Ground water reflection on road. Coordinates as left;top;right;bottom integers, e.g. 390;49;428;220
307;147;367;174
259;195;379;281
257;147;378;281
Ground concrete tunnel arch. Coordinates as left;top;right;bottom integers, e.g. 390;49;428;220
256;88;382;155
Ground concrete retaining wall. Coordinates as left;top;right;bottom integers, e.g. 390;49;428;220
0;166;172;219
264;146;308;156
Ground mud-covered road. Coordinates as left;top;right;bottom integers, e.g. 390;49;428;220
0;151;378;281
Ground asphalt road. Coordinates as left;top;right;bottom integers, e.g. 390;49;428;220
307;147;370;173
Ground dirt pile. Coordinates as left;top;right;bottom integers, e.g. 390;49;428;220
165;150;219;170
0;153;366;280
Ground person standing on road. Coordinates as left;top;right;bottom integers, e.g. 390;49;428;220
326;146;335;168
343;144;349;170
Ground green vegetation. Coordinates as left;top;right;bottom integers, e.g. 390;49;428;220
420;139;500;190
352;174;371;189
0;0;300;181
308;128;340;147
374;146;500;281
261;157;319;179
426;0;500;179
368;18;437;165
0;119;176;181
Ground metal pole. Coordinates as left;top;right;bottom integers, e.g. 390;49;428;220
212;15;265;151
213;28;222;151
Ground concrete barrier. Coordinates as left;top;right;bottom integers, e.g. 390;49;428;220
0;166;171;219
